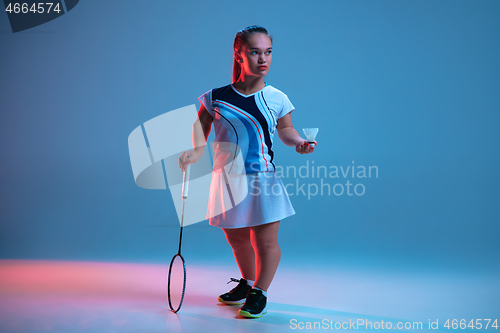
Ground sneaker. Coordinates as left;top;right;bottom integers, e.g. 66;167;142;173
218;278;252;305
238;288;267;318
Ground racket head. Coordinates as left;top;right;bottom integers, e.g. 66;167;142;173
167;253;186;313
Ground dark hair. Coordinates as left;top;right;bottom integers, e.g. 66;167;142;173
232;25;273;83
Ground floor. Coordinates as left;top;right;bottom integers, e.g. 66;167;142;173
0;259;498;332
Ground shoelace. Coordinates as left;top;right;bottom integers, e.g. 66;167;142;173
226;278;249;295
227;277;240;284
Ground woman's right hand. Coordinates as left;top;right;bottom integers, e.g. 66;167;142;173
178;149;202;172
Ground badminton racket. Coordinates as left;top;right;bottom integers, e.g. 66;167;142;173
167;163;191;313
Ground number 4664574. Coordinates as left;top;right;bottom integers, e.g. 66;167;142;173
444;319;498;330
5;2;62;14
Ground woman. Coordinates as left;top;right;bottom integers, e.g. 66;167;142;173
179;25;316;318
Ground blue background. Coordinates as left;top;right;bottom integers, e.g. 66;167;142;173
1;0;499;273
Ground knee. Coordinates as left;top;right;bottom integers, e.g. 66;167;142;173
253;239;280;254
228;236;252;251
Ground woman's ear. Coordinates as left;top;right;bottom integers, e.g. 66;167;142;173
235;52;243;63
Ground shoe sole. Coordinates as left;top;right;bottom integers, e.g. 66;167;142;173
238;309;267;318
218;297;245;305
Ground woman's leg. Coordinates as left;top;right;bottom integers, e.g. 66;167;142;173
222;227;256;281
250;221;281;292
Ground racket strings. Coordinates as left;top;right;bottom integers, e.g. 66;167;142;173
168;255;186;312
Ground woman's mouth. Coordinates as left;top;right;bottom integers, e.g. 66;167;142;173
258;66;268;70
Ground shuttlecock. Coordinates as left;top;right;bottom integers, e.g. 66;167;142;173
303;128;319;147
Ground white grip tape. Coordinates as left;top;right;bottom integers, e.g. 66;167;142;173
182;164;191;199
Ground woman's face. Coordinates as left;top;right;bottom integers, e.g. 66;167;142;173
238;33;272;78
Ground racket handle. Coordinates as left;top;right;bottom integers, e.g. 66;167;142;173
182;164;191;199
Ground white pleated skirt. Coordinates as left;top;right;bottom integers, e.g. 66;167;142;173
206;171;295;229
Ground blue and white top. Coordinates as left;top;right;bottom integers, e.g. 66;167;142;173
198;83;295;174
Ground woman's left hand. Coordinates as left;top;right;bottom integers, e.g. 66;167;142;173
296;140;316;154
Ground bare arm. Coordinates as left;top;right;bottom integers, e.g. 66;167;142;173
277;112;316;154
178;104;213;171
